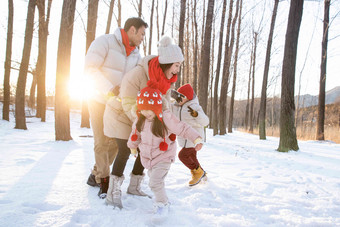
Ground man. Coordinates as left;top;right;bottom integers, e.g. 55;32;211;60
84;17;148;198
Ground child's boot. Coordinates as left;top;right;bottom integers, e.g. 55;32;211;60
189;166;206;186
105;174;125;209
127;173;151;197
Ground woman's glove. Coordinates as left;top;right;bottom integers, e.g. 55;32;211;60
187;106;198;117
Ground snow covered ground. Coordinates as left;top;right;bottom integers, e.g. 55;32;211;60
0;109;340;227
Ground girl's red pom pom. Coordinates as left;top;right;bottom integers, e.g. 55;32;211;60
131;134;138;141
169;133;176;141
159;141;168;151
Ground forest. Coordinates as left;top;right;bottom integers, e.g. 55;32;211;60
1;0;340;150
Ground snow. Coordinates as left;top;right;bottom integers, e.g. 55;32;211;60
1;109;340;227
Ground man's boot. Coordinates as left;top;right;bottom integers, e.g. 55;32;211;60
98;176;110;199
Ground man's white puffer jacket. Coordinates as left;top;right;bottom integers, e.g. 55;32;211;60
85;28;141;104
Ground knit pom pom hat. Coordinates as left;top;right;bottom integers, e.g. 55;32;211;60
132;80;171;151
136;80;163;121
158;36;184;64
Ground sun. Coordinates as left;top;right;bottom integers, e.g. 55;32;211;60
68;54;94;101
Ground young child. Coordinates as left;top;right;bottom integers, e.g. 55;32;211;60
127;81;203;217
171;83;209;186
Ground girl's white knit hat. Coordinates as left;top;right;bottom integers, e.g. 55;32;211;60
158;36;184;64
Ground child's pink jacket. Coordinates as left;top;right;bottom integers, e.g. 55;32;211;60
127;110;201;169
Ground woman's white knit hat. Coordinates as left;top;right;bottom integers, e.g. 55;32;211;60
158;36;184;64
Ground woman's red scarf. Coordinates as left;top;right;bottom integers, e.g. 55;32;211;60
120;29;135;56
148;57;177;95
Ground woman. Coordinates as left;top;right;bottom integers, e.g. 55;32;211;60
103;35;184;209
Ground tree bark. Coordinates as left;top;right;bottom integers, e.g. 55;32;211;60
138;0;142;17
259;0;279;139
212;0;227;135
192;0;198;94
228;0;242;133
105;0;115;34
3;0;13;121
316;0;330;141
81;0;99;129
36;0;52;122
278;0;303;152
29;70;37;109
15;0;36;130
117;0;121;27
176;0;187;88
249;32;258;133
245;44;253;129
55;0;77;141
161;0;167;35
198;0;214;112
148;0;155;55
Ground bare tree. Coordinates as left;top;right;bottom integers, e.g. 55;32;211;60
316;0;330;140
219;0;238;135
148;0;155;55
117;0;121;27
15;0;36;130
245;43;253;129
36;0;52;122
161;0;168;35
192;0;198;94
278;0;303;152
212;0;227;135
55;0;77;141
198;0;214;112
28;69;37;109
249;31;258;133
81;0;99;129
105;0;115;34
228;0;243;133
138;0;143;17
3;0;14;121
259;0;279;139
176;0;187;88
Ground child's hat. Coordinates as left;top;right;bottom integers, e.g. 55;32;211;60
177;83;194;100
158;36;184;64
137;80;163;121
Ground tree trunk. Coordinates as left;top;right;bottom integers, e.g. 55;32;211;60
176;0;187;88
209;22;215;127
192;0;198;94
81;0;98;128
228;0;242;133
156;0;160;42
55;0;77;141
184;0;190;85
148;0;155;55
259;0;279;139
15;0;36;130
316;0;330;141
198;0;214;112
161;0;167;35
105;0;115;34
249;32;258;133
138;0;142;17
277;0;303;152
36;0;52;122
212;0;227;135
3;0;13;121
245;44;253;129
117;0;121;27
29;70;37;109
219;0;237;135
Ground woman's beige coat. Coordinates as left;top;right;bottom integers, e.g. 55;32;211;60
103;55;173;140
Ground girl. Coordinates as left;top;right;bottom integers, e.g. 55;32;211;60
103;35;184;209
127;81;203;217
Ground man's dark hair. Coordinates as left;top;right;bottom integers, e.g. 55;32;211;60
124;17;148;32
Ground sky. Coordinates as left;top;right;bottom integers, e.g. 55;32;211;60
0;0;339;101
0;105;340;226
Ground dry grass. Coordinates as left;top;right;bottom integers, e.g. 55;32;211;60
237;125;340;144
